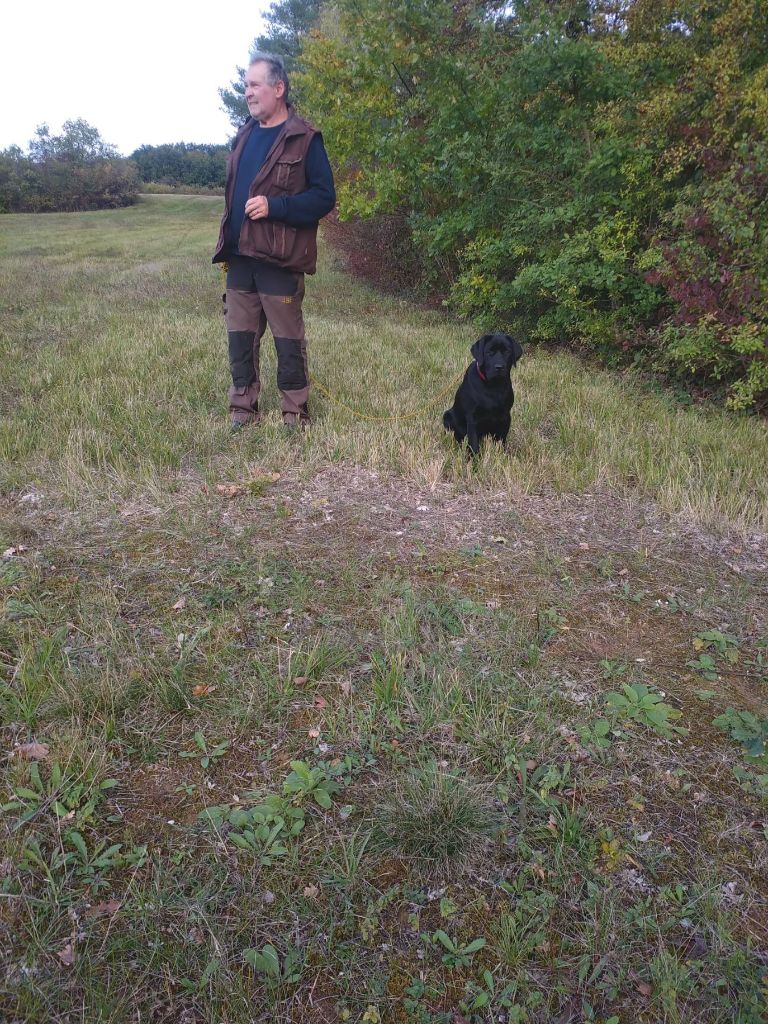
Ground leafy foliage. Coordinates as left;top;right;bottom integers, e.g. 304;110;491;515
713;707;768;764
129;143;227;189
200;794;306;863
282;759;339;808
296;0;768;408
0;120;138;212
605;683;687;739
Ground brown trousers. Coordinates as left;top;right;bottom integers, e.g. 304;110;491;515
223;256;310;424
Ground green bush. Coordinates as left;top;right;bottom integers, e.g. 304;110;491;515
297;0;768;409
0;120;138;213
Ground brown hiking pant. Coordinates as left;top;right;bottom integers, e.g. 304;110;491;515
223;256;310;424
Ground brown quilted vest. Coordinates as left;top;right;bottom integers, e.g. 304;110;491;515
213;109;320;273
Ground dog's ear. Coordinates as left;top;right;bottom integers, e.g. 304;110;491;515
470;334;492;362
504;334;524;365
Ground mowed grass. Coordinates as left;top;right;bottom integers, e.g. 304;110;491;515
0;196;767;1023
1;196;767;528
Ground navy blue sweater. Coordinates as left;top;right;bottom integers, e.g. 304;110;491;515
225;122;335;255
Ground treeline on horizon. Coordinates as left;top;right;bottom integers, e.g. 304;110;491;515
280;0;767;411
0;125;228;214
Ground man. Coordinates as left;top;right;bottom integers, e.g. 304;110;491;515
213;52;336;431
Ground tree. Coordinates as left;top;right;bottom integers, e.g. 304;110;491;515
0;119;137;213
29;119;118;163
219;0;323;129
295;0;768;409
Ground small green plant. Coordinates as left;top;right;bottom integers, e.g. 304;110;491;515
605;683;687;738
694;689;717;701
619;581;647;603
536;605;564;644
244;944;302;987
695;629;739;661
460;969;519;1014
283;760;339;809
439;896;459;919
178;958;220;993
599;658;627;680
62;830;124;890
713;707;768;764
731;765;768;798
425;929;486;968
1;762;118;827
201;795;305;864
179;730;230;769
686;653;719;681
19;830;142;891
578;718;614;750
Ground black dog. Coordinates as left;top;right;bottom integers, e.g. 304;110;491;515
443;333;523;455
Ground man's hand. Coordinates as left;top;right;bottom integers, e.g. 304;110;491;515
245;195;270;220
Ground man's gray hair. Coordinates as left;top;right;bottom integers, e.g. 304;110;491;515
248;51;290;101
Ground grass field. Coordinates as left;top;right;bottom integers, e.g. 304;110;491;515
1;195;767;1023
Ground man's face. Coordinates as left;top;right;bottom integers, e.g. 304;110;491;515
244;62;285;125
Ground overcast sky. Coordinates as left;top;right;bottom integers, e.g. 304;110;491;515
1;0;269;155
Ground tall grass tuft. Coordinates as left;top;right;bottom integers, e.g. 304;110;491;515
371;761;503;875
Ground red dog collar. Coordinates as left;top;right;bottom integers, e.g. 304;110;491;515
475;361;486;381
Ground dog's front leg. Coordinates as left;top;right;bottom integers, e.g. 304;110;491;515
466;417;481;456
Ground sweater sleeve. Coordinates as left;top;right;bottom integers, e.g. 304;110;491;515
266;134;336;226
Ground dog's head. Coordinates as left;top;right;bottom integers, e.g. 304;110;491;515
471;332;523;381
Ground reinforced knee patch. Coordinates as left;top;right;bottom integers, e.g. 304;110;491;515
228;331;257;387
274;337;307;391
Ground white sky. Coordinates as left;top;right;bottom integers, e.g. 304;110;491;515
1;0;269;155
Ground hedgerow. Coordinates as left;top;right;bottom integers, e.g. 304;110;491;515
297;0;768;409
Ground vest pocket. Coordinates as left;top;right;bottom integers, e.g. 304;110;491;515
275;156;302;191
270;223;297;261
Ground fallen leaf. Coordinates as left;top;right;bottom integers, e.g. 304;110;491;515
525;759;537;772
302;884;319;899
215;483;245;498
338;679;352;696
314;695;328;709
636;980;652;997
530;862;546;881
308;728;320;739
2;544;28;560
87;899;121;917
14;742;49;761
269;472;281;482
294;676;308;686
172;597;186;611
58;942;75;966
192;684;216;697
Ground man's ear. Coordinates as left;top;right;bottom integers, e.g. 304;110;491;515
471;334;492;361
